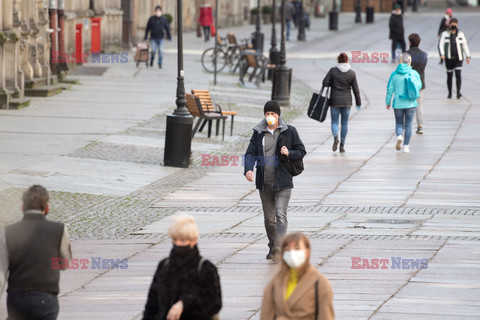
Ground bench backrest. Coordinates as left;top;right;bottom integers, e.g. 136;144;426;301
191;89;216;112
243;50;258;68
227;33;237;45
186;93;202;117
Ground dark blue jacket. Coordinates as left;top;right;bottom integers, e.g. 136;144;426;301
244;118;306;190
145;16;172;40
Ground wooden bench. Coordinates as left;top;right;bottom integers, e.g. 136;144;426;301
185;93;227;141
238;50;268;88
192;89;237;136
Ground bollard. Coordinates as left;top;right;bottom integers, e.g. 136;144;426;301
329;11;338;30
366;7;374;23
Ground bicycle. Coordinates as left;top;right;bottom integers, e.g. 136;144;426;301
201;33;251;73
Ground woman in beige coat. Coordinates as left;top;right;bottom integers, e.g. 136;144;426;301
260;232;334;320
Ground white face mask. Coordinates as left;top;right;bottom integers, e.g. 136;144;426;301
265;115;277;126
155;11;162;17
283;250;306;268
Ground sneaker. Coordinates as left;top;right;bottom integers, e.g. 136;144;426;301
457;93;462;99
332;136;339;152
339;144;345;153
403;145;410;153
396;135;403;151
266;252;273;260
447;93;452;99
416;126;423;134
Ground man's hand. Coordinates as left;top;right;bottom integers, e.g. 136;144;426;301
386;105;391;110
280;146;289;157
467;58;470;64
245;171;254;182
167;301;183;320
440;55;445;60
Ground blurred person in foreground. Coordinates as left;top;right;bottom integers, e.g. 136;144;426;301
260;232;334;320
0;185;72;320
142;215;222;320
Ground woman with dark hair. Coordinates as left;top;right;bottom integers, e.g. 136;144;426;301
322;53;361;153
260;232;334;320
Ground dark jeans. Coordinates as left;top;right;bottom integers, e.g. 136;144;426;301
7;291;59;320
203;26;211;41
391;39;406;61
259;186;292;251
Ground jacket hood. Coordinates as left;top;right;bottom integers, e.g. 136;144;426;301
253;117;288;133
336;63;351;73
395;63;411;74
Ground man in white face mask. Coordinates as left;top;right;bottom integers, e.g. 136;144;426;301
244;101;306;260
144;5;172;68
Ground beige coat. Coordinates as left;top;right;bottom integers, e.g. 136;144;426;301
260;265;334;320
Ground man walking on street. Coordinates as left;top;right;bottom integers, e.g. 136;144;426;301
0;185;72;320
389;4;405;63
244;101;306;260
407;33;428;134
144;5;172;69
438;8;452;64
284;0;296;41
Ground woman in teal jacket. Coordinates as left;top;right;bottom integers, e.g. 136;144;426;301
386;53;422;153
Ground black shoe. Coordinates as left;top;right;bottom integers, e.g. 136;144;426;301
439;60;443;64
416;126;423;134
447;93;452;99
332;136;339;152
457;93;462;99
266;252;273;260
340;144;345;153
159;65;162;69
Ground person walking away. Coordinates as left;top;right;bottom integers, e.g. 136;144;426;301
386;53;422;153
260;232;334;320
389;4;405;63
437;8;452;64
439;18;471;99
199;1;213;42
322;52;362;153
144;5;172;68
0;185;72;320
244;101;306;260
406;33;428;134
142;215;222;320
284;0;296;41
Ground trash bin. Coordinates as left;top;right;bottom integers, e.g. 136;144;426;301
329;11;338;30
366;7;374;23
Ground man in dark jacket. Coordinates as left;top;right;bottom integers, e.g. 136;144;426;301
407;33;428;134
0;185;72;320
389;4;405;63
244;101;306;260
437;8;452;64
144;5;172;68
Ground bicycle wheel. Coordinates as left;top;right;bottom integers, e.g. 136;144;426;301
201;47;227;73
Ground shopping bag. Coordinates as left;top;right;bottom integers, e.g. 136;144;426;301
211;25;216;37
197;24;202;38
307;87;330;122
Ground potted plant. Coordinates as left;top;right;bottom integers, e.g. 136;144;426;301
250;7;259;25
163;13;173;25
262;5;272;24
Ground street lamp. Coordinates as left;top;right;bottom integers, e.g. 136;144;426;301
252;0;264;54
269;0;279;79
297;0;306;41
329;0;338;30
163;0;194;168
272;0;291;107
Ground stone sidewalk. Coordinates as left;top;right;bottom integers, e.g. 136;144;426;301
1;8;480;320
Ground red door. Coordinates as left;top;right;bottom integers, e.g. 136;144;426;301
91;17;102;53
75;24;83;64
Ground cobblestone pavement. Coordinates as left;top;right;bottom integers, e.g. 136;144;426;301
1;9;480;320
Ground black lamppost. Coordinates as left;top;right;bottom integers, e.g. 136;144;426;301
272;0;291;107
329;0;338;30
297;0;306;41
269;0;279;78
163;0;194;168
252;0;264;53
355;0;362;23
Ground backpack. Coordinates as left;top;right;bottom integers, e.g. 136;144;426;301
400;73;420;100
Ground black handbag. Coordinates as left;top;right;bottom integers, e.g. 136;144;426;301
280;154;304;176
307;86;330;122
